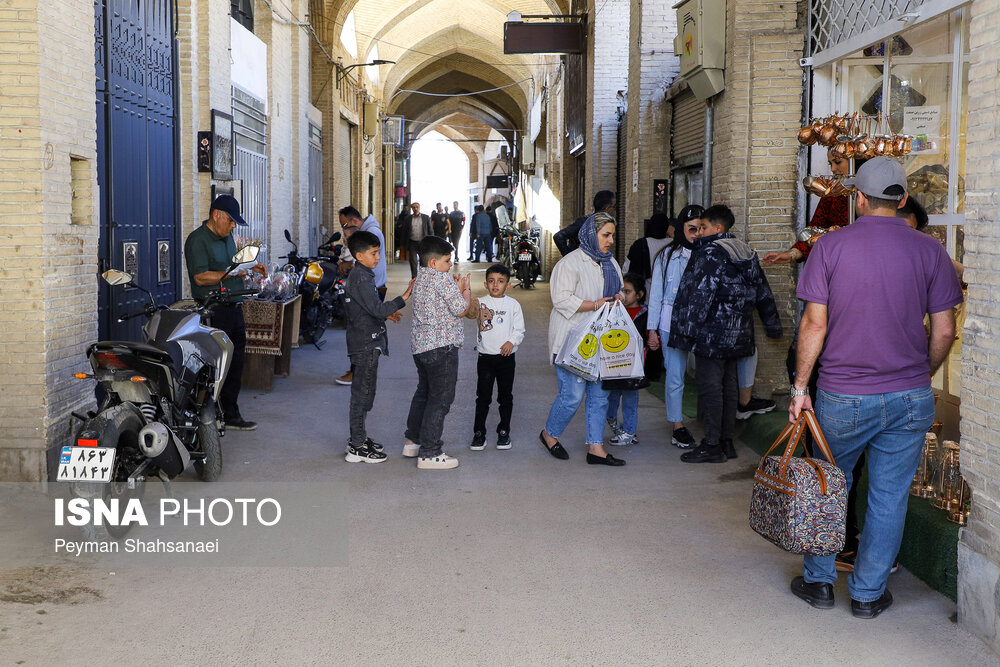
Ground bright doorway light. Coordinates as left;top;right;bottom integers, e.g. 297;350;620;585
410;131;472;246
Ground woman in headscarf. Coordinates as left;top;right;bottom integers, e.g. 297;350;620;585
646;205;703;450
540;212;626;466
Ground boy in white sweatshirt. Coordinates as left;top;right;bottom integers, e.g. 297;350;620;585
466;264;526;450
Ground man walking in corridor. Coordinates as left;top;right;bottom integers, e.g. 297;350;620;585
401;202;432;278
449;200;465;263
787;158;963;619
471;205;492;262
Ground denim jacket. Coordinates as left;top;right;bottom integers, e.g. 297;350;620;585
344;264;405;356
646;246;690;335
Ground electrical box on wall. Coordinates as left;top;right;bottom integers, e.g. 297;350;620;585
673;0;726;101
363;102;378;139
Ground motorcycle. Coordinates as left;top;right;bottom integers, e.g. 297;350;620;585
513;227;542;288
59;246;260;538
279;229;343;349
495;225;519;272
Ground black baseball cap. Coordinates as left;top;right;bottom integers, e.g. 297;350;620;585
210;194;248;226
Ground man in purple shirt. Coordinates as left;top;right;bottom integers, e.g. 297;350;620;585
788;157;963;619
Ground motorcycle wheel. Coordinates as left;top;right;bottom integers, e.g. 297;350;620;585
77;404;145;540
194;420;222;482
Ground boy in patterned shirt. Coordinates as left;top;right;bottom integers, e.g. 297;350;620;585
402;236;473;469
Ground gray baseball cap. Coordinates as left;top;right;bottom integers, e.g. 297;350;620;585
844;157;907;201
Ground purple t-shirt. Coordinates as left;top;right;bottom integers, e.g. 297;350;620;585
797;215;963;395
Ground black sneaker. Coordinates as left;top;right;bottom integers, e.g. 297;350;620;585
470;431;486;451
225;417;257;431
680;440;727;464
345;441;387;464
737;397;776;420
363;437;385;453
671;427;696;449
721;438;737;460
496;431;512;450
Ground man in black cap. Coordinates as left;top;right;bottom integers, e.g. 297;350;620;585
184;194;267;431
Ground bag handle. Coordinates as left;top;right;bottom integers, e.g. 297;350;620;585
755;409;838;477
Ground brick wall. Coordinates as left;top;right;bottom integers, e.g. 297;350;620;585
957;0;1000;653
0;0;99;480
710;0;804;393
623;0;679;258
585;0;630;213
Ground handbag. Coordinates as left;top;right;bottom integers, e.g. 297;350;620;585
748;410;848;556
555;303;610;382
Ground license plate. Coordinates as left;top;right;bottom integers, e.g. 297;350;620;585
518;253;532;261
57;446;116;482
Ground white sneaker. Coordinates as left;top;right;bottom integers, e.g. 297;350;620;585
417;453;459;470
609;432;638;446
606;418;625;439
402;439;420;457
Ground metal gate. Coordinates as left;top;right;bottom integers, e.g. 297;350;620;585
96;0;178;341
234;146;268;246
336;118;354;214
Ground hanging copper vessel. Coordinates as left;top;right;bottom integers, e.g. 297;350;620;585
798;126;818;146
819;124;840;146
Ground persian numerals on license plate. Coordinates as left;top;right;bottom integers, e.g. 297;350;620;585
57;446;117;482
518;253;532;261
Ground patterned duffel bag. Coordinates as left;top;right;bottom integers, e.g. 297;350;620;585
749;409;847;556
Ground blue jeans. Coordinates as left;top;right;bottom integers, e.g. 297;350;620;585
802;386;935;602
661;335;687;423
606;390;638;434
545;363;610;445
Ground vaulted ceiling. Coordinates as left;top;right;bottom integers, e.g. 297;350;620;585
312;0;568;158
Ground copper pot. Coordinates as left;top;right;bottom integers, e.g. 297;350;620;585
830;142;849;159
819;125;840;146
872;135;889;156
797;126;818;146
855;137;874;159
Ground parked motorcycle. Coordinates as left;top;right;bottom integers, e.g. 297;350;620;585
279;229;343;348
496;225;519;272
513;227;542;288
59;246;260;537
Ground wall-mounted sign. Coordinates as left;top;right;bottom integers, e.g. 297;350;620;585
211;110;234;180
197;131;212;172
504;22;584;54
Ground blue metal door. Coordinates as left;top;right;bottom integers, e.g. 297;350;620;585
96;0;178;341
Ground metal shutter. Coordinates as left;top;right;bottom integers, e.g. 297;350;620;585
336;118;354;213
671;90;706;166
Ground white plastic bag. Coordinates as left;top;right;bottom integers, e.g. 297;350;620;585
555;303;610;382
598;301;645;380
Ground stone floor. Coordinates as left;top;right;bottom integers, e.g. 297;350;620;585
0;262;996;665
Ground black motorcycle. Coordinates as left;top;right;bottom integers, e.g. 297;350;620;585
279;229;343;348
513;227;542;288
60;246;260;537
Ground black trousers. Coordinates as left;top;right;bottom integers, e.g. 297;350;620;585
694;355;738;446
209;303;246;421
404;346;460;457
407;239;421;278
474;353;515;434
349;348;380;444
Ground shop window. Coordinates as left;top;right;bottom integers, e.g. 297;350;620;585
231;0;253;32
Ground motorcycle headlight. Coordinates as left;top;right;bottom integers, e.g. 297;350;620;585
304;262;323;285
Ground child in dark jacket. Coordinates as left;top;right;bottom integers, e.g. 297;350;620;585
343;230;413;463
668;205;782;463
605;273;651;446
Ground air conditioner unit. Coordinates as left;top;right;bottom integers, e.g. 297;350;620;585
382;116;404;146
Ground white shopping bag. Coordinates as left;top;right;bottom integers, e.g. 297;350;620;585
598;301;645;380
555;303;610;382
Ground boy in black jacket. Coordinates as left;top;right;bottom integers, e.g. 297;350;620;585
668;205;782;463
343;230;413;463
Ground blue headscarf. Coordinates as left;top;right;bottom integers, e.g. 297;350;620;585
578;213;622;298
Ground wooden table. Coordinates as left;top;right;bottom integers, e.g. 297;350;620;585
242;295;301;391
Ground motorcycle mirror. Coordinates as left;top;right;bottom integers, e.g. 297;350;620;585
102;269;133;286
232;245;260;265
284;229;292;242
329;232;341;242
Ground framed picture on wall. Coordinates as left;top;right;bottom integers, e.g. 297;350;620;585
653;179;669;216
211;110;234;180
